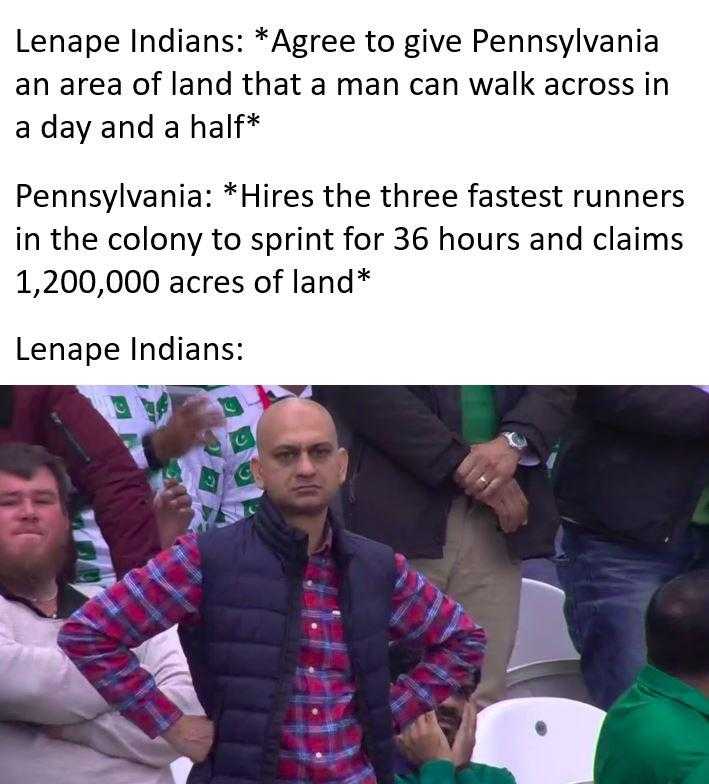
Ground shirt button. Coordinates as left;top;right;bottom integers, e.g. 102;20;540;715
311;708;319;716
315;752;322;759
306;580;313;587
311;622;318;630
308;666;315;674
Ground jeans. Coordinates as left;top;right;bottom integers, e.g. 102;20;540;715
555;522;709;710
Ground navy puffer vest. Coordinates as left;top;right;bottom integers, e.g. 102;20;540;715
179;495;396;784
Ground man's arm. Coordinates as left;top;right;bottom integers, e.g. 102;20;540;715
498;386;577;462
455;386;575;504
51;626;205;767
58;534;203;739
389;554;486;731
0;610;109;724
37;385;161;577
317;386;470;488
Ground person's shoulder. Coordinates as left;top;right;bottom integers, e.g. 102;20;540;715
196;518;254;549
600;692;709;766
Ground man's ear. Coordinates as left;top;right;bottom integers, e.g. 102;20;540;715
251;456;265;489
336;447;348;485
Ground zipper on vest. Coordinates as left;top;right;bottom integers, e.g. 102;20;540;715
259;560;307;784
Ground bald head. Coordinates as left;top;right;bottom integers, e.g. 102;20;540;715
251;398;347;519
256;398;338;452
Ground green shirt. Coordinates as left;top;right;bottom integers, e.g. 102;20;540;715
595;665;709;784
396;760;516;784
461;386;499;445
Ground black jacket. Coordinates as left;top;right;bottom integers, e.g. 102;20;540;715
314;386;575;559
554;386;709;548
179;495;397;784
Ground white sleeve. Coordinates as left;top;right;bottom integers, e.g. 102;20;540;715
0;613;109;724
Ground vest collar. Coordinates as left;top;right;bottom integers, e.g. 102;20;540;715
253;493;354;569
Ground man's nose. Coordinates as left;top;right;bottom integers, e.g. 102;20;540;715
295;452;316;475
18;498;39;519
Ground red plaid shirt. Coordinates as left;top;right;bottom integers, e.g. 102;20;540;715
59;532;485;784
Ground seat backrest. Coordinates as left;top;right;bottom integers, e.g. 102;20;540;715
472;697;605;784
506;659;592;704
509;579;578;669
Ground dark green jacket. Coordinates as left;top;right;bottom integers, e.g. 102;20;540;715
595;665;709;784
396;760;516;784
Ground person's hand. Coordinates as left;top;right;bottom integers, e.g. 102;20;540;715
451;699;477;768
396;712;453;766
162;715;215;762
151;396;225;463
485;478;528;533
154;480;194;548
453;436;521;500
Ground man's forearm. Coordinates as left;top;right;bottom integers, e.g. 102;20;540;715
58;613;183;738
389;555;486;731
58;536;203;738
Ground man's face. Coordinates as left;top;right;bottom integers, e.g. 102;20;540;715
436;693;468;746
252;403;348;517
0;468;70;580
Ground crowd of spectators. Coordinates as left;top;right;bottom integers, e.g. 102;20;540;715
0;384;707;784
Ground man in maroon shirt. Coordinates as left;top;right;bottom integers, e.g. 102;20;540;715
60;399;486;783
0;385;159;577
0;386;224;578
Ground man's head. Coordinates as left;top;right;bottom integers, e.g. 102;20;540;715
0;443;74;588
646;570;709;681
252;398;347;518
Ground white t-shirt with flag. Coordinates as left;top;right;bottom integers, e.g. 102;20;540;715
178;386;311;532
73;385;173;587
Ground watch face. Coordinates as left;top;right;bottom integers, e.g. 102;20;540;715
507;432;527;449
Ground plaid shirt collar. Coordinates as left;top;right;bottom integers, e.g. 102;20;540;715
254;494;351;569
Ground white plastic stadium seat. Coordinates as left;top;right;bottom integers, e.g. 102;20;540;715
506;659;592;704
170;756;193;784
472;697;605;784
508;578;578;670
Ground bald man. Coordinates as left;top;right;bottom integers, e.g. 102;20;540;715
59;399;486;784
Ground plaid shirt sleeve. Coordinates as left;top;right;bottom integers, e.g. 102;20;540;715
57;533;203;739
389;553;486;732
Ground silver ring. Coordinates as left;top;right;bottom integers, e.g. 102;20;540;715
479;475;488;486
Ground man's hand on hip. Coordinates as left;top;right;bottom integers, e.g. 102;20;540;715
162;715;215;762
453;436;521;500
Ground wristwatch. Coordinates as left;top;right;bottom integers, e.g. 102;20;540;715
501;431;528;451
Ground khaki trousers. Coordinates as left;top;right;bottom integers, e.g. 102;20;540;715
411;495;521;707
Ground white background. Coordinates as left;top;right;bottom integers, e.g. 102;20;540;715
3;1;707;382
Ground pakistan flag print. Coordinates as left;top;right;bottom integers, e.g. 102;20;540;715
74;385;172;587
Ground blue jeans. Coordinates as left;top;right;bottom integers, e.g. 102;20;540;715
555;522;709;710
